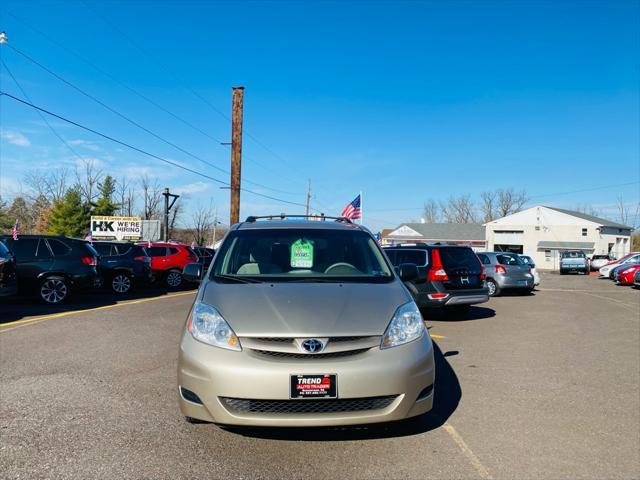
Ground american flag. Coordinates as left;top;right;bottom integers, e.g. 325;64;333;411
11;219;19;240
341;194;361;220
84;232;93;244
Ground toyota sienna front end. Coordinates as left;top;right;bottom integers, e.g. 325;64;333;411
177;217;435;427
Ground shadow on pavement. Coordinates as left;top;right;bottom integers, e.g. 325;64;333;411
0;283;197;324
421;305;496;321
221;342;461;441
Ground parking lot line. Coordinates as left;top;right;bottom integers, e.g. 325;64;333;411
443;423;493;479
538;288;638;312
0;290;196;332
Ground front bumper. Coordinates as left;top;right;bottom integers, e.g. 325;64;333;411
178;332;435;427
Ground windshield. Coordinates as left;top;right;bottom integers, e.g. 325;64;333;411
497;254;524;266
211;228;392;282
561;251;585;258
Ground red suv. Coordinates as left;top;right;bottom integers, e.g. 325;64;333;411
139;242;198;288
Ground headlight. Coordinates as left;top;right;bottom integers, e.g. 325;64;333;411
622;267;635;274
381;301;425;349
187;300;241;351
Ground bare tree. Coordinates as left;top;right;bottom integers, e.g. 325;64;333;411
116;176;136;217
480;191;497;222
496;188;528;217
440;195;477;223
574;204;600;217
75;159;104;206
24;169;69;203
189;203;214;246
140;175;162;220
422;199;440;223
168;198;183;238
616;196;629;225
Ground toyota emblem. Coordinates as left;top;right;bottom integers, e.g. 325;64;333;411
301;339;324;353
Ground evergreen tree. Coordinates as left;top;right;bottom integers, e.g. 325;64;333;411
93;175;118;216
0;196;12;231
47;187;90;237
31;195;51;233
8;197;34;233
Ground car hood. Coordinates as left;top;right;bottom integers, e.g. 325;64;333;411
200;280;412;337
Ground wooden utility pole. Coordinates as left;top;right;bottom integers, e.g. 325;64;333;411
230;86;244;225
305;178;311;216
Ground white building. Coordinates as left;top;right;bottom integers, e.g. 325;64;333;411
384;223;487;251
484;206;633;270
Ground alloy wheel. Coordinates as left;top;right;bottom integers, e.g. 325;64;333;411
166;271;182;288
487;280;497;296
112;274;131;294
40;278;68;304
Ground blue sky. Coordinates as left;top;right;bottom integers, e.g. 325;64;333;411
1;0;638;232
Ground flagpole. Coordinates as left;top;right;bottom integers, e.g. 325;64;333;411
360;190;363;225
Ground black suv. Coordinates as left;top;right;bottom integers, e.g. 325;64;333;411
93;241;153;294
193;247;216;274
0;235;100;304
383;243;489;314
0;240;18;298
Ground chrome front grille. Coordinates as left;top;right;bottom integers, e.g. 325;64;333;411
220;395;398;414
250;348;370;360
240;336;380;359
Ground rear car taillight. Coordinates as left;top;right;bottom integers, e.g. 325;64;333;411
81;256;97;266
426;249;449;281
495;265;507;274
135;256;152;264
480;265;486;280
428;293;450;300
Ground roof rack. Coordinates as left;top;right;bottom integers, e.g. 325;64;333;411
244;214;353;224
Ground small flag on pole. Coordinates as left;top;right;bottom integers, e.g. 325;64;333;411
148;239;152;248
11;219;19;240
191;240;196;248
374;232;382;244
340;194;362;221
84;232;93;244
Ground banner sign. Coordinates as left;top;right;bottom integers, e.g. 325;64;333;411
91;216;141;240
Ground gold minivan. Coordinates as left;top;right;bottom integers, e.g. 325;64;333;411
178;216;435;427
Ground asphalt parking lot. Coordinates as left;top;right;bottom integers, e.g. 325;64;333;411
1;274;638;479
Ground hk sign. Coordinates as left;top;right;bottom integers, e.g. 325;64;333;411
91;216;141;240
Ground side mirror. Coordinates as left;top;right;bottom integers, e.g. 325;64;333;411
398;263;419;282
183;263;202;283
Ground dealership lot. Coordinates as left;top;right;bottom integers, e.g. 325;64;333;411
1;274;638;479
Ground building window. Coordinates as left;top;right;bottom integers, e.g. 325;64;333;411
545;250;551;261
582;228;587;236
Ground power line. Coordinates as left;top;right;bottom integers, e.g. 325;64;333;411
0;58;88;166
0;91;315;210
4;43;298;196
0;6;301;187
0;6;225;145
79;1;329;192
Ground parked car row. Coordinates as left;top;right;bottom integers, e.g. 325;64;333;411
0;235;213;304
378;244;537;319
597;251;640;288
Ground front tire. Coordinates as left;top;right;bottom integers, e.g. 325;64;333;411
111;273;132;294
39;276;69;304
166;270;183;288
486;279;500;297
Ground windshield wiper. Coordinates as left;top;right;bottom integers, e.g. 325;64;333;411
287;278;342;283
213;274;263;284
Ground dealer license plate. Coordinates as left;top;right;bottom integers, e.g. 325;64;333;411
290;374;337;399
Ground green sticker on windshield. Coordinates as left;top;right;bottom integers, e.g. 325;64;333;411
291;239;313;268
